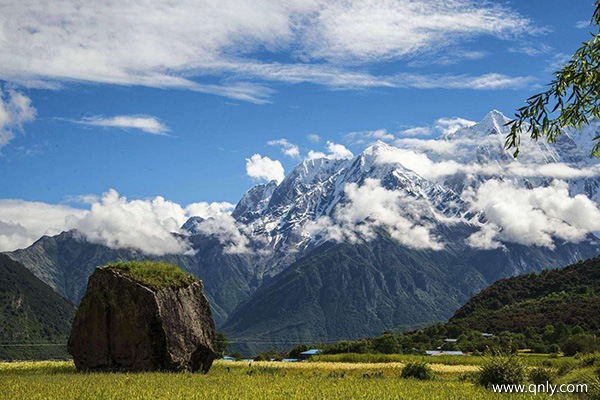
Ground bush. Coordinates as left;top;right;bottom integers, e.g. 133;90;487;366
528;367;555;385
556;360;576;376
476;353;526;388
561;334;597;357
548;344;561;354
401;362;434;380
580;354;600;367
589;378;600;400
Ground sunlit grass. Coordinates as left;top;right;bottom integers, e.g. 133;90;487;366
104;261;196;290
0;360;568;399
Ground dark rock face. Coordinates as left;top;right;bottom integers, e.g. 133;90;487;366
68;267;216;372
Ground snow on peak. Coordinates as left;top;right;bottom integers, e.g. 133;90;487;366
478;109;511;132
232;180;278;222
442;110;510;141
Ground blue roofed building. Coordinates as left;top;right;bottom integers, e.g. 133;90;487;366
298;349;322;360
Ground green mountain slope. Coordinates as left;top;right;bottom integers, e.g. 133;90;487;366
221;234;598;354
450;255;600;333
0;254;75;360
6;230;256;325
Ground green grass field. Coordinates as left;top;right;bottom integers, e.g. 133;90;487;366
0;359;583;399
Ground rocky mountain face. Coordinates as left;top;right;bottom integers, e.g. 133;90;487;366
0;254;75;360
221;235;600;354
7;232;255;326
5;110;600;352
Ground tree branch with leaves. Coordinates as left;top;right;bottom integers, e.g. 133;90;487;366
505;1;600;157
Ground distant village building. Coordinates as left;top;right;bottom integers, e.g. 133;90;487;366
298;349;322;360
425;350;465;356
443;338;458;343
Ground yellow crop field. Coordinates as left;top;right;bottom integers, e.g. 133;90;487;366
0;360;569;399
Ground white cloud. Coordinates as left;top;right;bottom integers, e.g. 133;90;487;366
0;190;234;255
245;154;285;183
372;145;600;181
0;200;86;252
307;141;354;160
190;214;252;254
345;129;395;144
576;20;591;29
305;178;443;250
185;202;235;219
74;115;170;135
466;180;600;249
230;62;534;91
392;138;458;155
307;134;321;144
70;190;192;255
325;141;353;159
398;127;432;137
301;0;535;62
267;138;300;159
435;117;477;136
345;116;474;147
0;89;36;148
306;150;327;160
0;1;538;101
389;73;534;90
508;42;553;57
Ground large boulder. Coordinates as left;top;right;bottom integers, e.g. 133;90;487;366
68;262;217;372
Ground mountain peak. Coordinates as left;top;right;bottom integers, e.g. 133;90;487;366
362;140;394;156
232;180;278;223
441;110;510;141
478;110;511;132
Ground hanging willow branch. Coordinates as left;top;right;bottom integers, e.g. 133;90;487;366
505;1;600;157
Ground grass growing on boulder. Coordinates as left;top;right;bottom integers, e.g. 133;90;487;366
104;261;197;290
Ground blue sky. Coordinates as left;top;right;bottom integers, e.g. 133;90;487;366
0;0;597;207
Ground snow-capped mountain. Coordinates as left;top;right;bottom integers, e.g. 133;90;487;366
8;110;600;352
433;110;600;200
183;110;600;264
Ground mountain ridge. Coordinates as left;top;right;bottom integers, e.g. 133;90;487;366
0;254;75;360
5;110;600;351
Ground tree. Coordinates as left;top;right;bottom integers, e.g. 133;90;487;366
213;331;230;357
561;333;597;356
505;2;600;157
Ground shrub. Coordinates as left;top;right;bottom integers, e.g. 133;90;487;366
401;362;434;380
580;354;600;367
548;344;561;354
561;334;597;357
528;367;555;385
556;360;576;376
589;378;600;400
476;353;526;388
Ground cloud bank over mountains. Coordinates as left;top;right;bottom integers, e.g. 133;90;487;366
2;111;600;255
0;191;234;255
465;180;600;250
305;178;444;250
